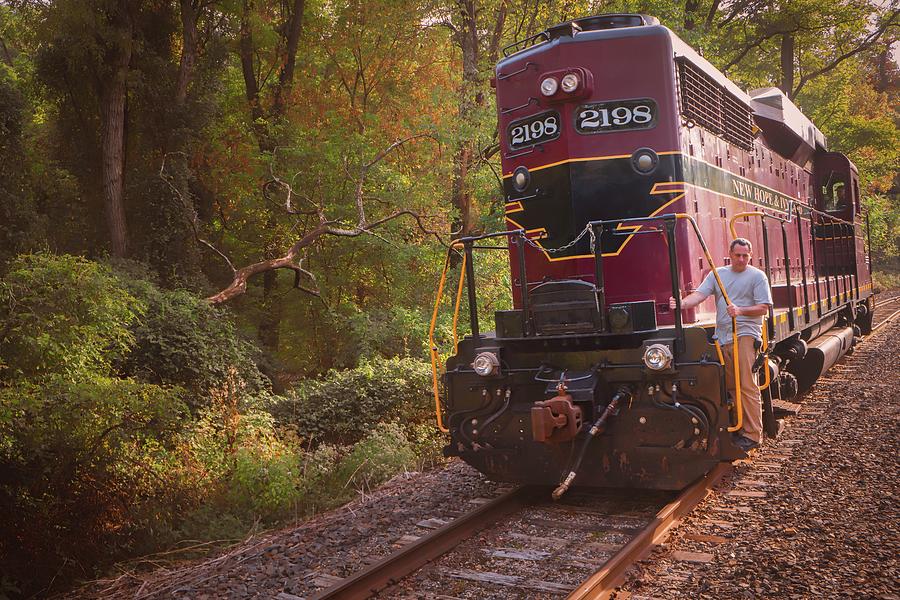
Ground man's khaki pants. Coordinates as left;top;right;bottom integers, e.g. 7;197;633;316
722;336;763;443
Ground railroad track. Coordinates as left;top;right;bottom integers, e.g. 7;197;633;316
309;293;900;600
309;466;730;599
873;294;900;332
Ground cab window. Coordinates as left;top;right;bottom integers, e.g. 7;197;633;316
821;171;848;213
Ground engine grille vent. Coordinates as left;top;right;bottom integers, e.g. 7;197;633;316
676;58;754;150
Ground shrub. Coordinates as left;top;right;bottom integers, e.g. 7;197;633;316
330;421;417;493
338;305;434;364
0;253;142;381
114;268;269;409
0;375;188;595
167;380;308;541
271;356;434;446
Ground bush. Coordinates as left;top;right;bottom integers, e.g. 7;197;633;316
114;265;269;409
0;254;447;596
338;305;434;364
0;375;188;595
271;356;434;446
331;421;417;493
0;253;274;595
0;253;142;381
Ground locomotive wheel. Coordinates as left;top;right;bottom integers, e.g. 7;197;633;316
857;307;874;335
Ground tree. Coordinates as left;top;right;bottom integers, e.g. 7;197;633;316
709;0;899;98
163;135;445;305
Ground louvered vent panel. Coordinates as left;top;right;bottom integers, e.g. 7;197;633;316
676;58;753;151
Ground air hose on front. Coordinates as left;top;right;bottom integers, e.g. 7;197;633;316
552;386;632;500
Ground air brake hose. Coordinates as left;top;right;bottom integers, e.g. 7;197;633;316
552;388;631;500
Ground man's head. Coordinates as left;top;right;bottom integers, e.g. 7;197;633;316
729;238;752;272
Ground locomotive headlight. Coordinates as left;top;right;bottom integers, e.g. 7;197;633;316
540;77;559;96
560;73;580;93
631;148;659;174
472;352;501;377
643;343;673;371
512;166;530;192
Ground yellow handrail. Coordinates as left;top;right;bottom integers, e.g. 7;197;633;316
729;212;766;240
428;244;464;433
729;211;772;393
758;318;771;391
451;248;467;355
674;214;743;432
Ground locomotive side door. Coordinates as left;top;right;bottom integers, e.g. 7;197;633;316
812;152;859;299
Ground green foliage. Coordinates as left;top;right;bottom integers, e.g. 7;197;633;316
873;258;900;293
0;253;280;596
114;263;269;408
338;305;434;364
0;253;142;381
0;72;49;266
272;356;433;446
0;374;188;595
330;421;417;493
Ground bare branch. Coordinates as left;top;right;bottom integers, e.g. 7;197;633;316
206;136;447;305
792;9;900;97
265;147;322;216
206;225;327;304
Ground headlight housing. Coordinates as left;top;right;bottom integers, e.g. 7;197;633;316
540;77;558;96
512;166;530;192
560;73;580;93
472;352;500;377
643;343;673;371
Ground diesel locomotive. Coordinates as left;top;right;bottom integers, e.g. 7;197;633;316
429;14;874;492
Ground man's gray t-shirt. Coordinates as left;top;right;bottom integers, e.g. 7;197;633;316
695;265;773;344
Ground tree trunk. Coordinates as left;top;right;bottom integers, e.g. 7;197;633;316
100;4;133;258
175;0;198;107
239;0;265;133
684;0;701;30
780;32;794;98
237;0;309;348
873;43;895;93
272;0;305;117
258;268;281;350
450;0;482;239
153;0;205;284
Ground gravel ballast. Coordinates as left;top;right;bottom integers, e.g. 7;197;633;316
614;317;900;599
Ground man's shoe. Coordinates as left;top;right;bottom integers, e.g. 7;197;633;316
734;435;759;452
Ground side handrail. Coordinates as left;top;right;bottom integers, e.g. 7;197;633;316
672;214;743;433
729;211;775;393
428;243;465;433
429;231;523;433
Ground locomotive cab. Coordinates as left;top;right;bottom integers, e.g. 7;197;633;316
814;152;860;221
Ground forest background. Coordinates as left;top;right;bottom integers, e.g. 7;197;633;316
0;0;897;596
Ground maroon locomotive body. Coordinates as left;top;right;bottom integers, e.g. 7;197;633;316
436;15;873;490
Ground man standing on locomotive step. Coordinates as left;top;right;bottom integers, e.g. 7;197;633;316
670;238;773;452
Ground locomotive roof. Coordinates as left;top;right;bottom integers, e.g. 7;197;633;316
498;16;753;108
499;15;828;157
749;87;828;152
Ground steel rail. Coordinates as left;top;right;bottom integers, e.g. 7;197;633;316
874;295;900;310
872;307;900;333
308;486;540;600
566;462;732;600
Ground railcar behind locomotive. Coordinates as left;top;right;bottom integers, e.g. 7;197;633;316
429;14;874;492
